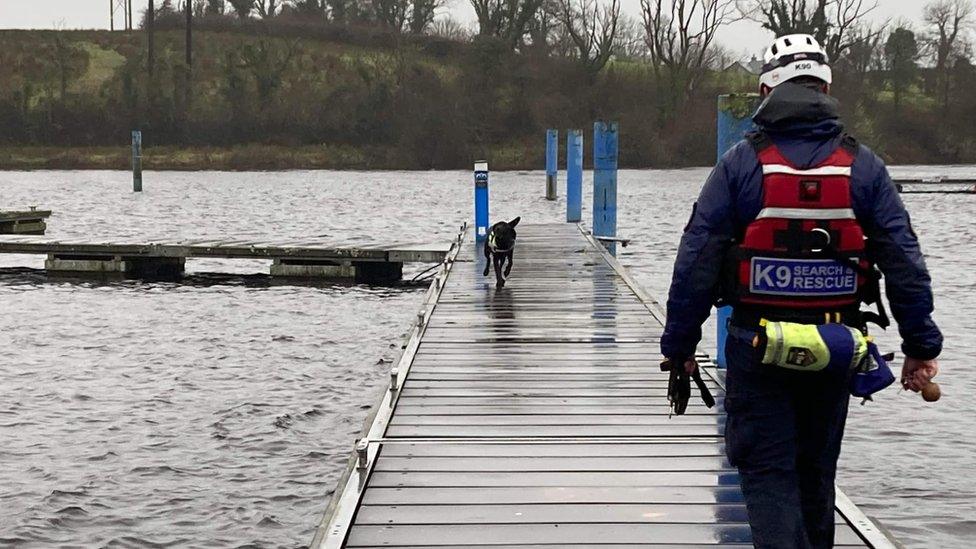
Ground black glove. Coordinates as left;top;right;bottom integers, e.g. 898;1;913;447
661;358;715;416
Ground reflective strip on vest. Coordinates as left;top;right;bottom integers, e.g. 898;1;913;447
762;164;853;177
756;207;856;220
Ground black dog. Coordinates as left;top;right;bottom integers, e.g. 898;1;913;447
483;217;520;287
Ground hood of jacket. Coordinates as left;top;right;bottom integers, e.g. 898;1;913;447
752;82;846;169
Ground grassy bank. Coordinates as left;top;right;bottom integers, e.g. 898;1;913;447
0;143;547;171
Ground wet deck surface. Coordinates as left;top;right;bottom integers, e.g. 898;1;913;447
319;223;874;548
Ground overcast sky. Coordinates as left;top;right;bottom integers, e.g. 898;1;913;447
0;0;931;58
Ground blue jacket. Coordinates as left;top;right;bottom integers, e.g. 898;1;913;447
661;83;943;362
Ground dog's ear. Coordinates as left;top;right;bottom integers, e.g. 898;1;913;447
509;217;521;228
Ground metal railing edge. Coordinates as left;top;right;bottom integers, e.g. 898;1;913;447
308;223;467;549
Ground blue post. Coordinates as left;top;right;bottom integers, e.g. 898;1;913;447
132;130;143;192
593;121;618;256
474;160;489;241
546;129;558;200
715;94;760;368
566;129;583;223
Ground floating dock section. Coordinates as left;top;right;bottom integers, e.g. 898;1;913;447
0;236;450;282
894;178;976;194
0;209;51;235
311;223;898;548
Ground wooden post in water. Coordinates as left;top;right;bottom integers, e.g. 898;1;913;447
474;161;489;241
132;130;143;192
593;121;618;256
546;129;558;200
715;94;760;368
566;129;583;223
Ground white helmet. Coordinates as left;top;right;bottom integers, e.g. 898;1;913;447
759;34;832;90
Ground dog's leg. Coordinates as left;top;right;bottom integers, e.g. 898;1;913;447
483;240;491;277
494;255;505;288
503;251;514;278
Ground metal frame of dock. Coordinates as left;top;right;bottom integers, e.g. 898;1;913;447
311;223;900;548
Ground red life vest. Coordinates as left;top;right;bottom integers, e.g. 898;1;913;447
733;133;871;310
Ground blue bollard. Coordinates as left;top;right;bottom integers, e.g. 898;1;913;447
474;160;489;241
593;121;618;256
546;129;558;200
715;94;760;368
566;129;583;223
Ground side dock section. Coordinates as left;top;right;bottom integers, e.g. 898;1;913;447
311;223;898;548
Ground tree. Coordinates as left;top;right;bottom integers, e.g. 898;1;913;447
228;0;254;17
409;0;445;34
205;0;227;15
884;27;918;110
614;13;648;59
370;0;410;30
642;0;737;112
470;0;547;49
555;0;620;76
237;40;299;106
256;0;281;17
737;0;878;61
924;0;974;111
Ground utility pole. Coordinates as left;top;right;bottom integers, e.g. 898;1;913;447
185;0;193;68
147;0;155;77
185;0;193;115
110;0;115;31
127;0;133;31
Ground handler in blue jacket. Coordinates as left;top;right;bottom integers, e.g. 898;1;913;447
661;34;943;548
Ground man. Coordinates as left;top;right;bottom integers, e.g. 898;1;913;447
661;34;943;548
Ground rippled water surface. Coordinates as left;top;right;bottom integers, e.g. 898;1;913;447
0;168;974;547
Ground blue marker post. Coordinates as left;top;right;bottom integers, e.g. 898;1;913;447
715;94;760;368
593;121;618;256
546;129;558;200
474;160;490;241
566;129;583;223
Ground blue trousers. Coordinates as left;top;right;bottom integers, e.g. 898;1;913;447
724;333;851;549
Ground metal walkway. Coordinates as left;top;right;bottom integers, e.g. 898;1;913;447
312;223;897;548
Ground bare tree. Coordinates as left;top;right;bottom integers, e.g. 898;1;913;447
255;0;281;17
205;0;227;14
837;21;885;81
925;0;973;70
736;0;877;61
924;0;974;111
555;0;620;75
642;0;737;109
430;16;472;40
370;0;410;30
470;0;546;49
614;13;648;59
409;0;446;33
228;0;254;17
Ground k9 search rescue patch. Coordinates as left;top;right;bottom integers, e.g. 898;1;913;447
750;257;858;296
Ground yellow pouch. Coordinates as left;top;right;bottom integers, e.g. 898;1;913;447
759;320;868;373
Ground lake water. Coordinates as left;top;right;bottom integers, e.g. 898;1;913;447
0;168;973;548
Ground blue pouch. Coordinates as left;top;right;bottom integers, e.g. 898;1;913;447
850;342;896;400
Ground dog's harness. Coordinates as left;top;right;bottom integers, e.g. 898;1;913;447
488;231;513;254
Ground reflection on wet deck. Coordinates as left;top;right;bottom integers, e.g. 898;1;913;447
313;223;889;548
